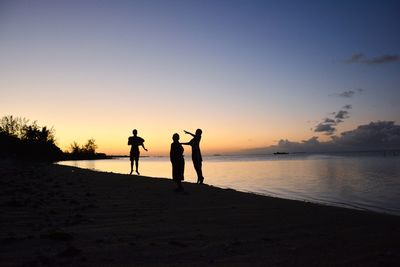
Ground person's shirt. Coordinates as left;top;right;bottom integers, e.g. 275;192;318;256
170;142;184;162
128;136;144;151
189;136;202;160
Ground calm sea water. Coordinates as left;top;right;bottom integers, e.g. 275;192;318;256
57;152;400;215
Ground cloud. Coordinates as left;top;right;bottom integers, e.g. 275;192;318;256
314;123;336;135
323;118;336;123
339;90;355;98
366;55;400;64
346;53;400;65
272;137;323;153
335;110;349;120
335;89;363;99
333;121;400;148
241;121;400;154
342;104;352;110
313;107;351;135
346;53;364;63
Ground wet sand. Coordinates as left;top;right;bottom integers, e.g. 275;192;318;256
1;159;399;266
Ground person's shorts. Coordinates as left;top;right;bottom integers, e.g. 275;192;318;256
130;151;139;161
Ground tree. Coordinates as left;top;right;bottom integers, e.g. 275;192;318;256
70;141;81;155
20;121;56;144
83;138;97;154
69;139;97;155
0;115;62;161
39;126;55;144
0;115;28;138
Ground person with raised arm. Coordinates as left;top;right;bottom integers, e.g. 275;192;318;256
182;129;204;184
128;129;147;175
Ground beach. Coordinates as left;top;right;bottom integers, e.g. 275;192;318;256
1;159;399;266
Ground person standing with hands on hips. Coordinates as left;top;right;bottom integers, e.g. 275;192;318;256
182;129;204;184
128;129;147;175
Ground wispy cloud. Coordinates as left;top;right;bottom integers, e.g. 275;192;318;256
314;123;336;135
346;53;400;64
346;53;364;63
334;89;364;98
365;55;400;64
342;104;352;110
323;118;336;123
339;90;355;98
313;106;351;135
335;110;349;120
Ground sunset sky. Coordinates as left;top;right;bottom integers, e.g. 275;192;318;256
1;0;399;155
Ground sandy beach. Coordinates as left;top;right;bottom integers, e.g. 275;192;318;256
1;159;399;266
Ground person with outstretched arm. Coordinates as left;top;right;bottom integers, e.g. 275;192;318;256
128;129;147;175
182;129;204;184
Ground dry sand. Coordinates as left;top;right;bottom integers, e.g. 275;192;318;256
1;159;399;266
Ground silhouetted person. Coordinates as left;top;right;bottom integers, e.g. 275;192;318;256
128;129;147;175
182;129;204;184
170;133;184;192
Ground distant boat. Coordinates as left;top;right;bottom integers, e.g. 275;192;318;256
273;152;289;155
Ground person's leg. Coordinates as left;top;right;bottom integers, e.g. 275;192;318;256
194;161;204;184
130;159;134;175
135;157;140;174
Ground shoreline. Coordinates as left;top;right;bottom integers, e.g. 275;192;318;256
1;159;399;266
57;157;400;217
60;163;390;216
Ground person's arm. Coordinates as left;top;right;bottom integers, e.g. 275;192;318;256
181;142;190;146
139;137;148;151
184;130;195;137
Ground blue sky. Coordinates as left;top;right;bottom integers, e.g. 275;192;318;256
1;0;399;154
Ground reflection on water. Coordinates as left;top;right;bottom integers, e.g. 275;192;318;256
57;153;400;215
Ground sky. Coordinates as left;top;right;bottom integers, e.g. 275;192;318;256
1;0;399;155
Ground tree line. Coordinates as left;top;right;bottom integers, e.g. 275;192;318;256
0;115;108;162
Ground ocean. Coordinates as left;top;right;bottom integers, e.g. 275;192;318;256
57;152;400;216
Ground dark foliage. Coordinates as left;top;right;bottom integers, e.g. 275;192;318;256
0;115;63;162
63;138;109;160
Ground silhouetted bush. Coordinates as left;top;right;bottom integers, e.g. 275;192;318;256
64;138;109;160
0;115;63;162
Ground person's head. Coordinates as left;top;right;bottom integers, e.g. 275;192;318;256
173;133;180;142
132;129;137;136
195;129;202;136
